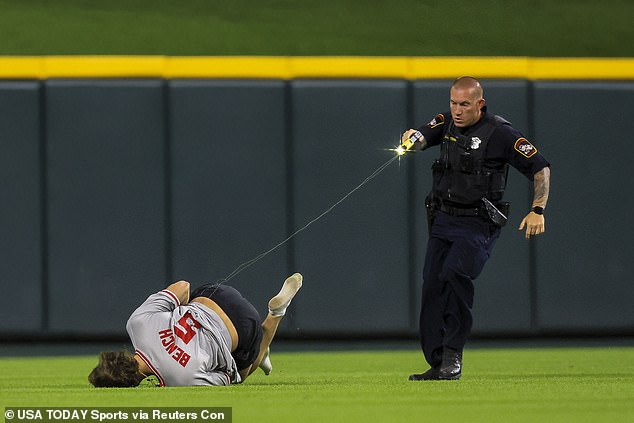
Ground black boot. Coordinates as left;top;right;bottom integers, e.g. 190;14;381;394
438;348;462;380
408;366;440;381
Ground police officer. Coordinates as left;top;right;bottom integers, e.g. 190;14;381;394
402;76;551;380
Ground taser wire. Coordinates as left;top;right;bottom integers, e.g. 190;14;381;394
217;153;401;285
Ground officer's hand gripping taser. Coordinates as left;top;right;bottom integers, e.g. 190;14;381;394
396;130;423;155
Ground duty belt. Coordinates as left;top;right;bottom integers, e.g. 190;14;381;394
438;203;484;217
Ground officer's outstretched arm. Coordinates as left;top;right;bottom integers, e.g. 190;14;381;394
518;166;551;239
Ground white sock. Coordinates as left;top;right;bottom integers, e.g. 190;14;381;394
259;348;272;375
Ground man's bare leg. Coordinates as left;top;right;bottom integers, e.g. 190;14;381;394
240;273;302;380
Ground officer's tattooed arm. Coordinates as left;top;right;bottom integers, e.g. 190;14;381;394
519;166;550;239
531;166;550;209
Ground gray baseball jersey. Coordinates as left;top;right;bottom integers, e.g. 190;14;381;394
126;289;241;386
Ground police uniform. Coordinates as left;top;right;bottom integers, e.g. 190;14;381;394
414;107;549;378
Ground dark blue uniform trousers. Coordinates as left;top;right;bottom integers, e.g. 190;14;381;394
420;211;501;368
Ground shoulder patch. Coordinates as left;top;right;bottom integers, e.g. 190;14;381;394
514;138;537;158
428;113;445;128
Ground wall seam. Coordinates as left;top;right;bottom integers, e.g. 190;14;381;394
162;81;173;283
38;81;49;333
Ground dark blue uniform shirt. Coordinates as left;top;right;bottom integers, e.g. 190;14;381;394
417;109;550;181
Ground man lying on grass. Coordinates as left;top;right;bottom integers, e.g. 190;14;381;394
89;273;303;387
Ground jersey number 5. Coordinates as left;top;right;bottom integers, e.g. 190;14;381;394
174;312;201;344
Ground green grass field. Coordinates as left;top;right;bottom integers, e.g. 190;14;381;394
2;346;633;423
0;0;632;56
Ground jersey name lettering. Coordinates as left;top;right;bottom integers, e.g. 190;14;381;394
158;328;192;367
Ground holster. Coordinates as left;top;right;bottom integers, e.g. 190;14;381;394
481;198;510;228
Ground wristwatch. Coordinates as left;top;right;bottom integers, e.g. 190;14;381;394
531;206;544;215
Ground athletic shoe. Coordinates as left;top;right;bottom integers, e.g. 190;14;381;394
268;273;303;317
259;347;272;375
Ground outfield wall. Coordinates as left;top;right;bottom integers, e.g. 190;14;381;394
1;57;633;339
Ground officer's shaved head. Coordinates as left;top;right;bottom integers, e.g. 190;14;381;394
451;76;483;99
